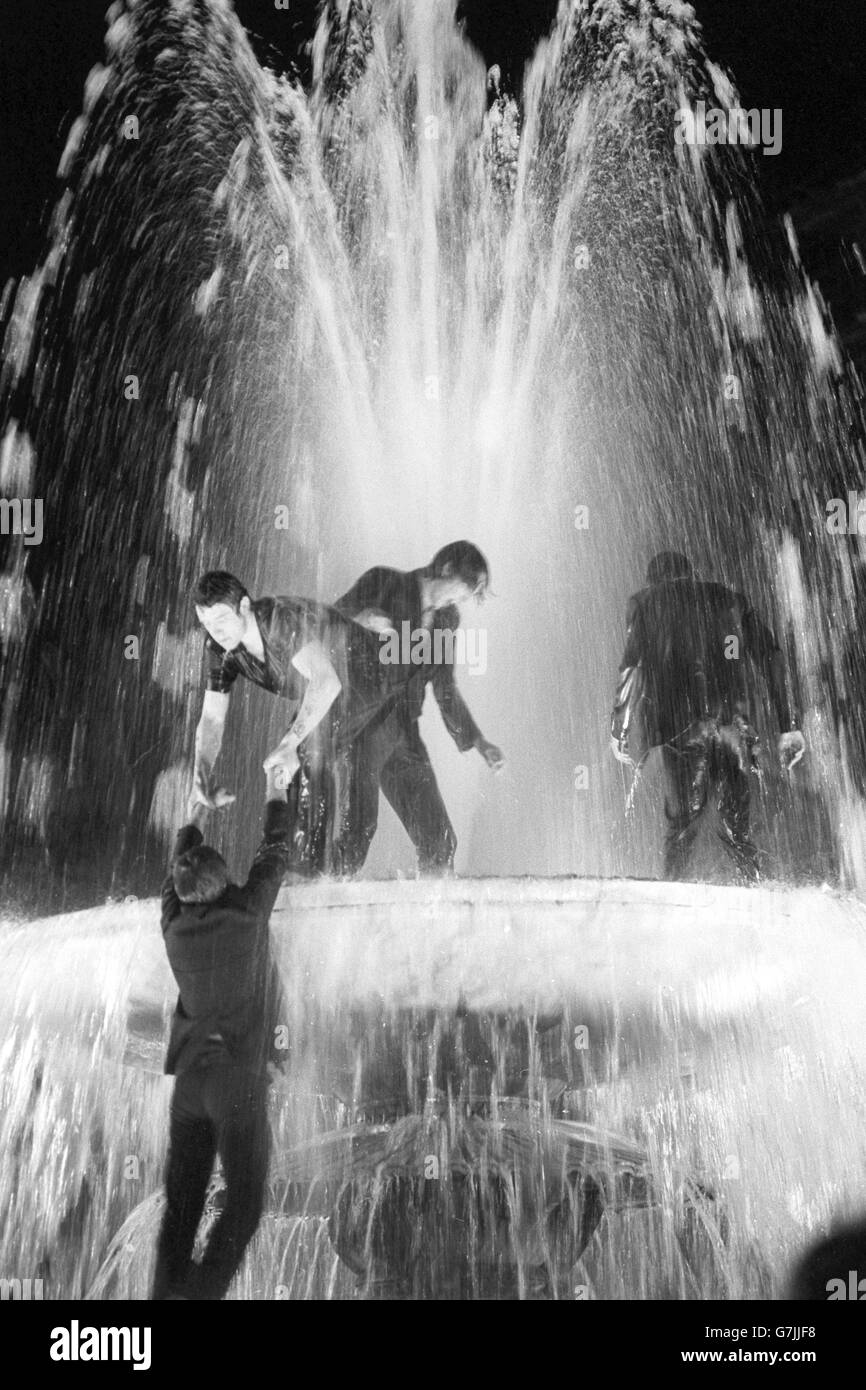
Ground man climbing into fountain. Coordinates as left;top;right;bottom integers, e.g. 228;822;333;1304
611;551;805;881
152;768;289;1301
333;541;505;874
190;571;410;874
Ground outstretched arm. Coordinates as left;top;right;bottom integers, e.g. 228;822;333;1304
160;800;215;929
192;690;235;808
244;769;294;920
263;640;342;785
431;664;504;769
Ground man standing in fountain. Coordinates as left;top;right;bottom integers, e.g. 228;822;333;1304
152;769;289;1301
334;541;505;874
612;552;805;881
190;571;407;873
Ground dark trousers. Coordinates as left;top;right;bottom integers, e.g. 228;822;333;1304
285;756;334;877
661;719;760;882
152;1055;270;1301
338;712;456;876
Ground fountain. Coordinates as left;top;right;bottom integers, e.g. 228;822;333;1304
4;874;866;1298
1;0;866;1299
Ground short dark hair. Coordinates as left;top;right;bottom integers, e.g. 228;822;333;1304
429;541;489;596
646;551;692;585
172;845;229;904
193;571;249;610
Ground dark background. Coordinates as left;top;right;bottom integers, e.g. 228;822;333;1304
1;1;864;278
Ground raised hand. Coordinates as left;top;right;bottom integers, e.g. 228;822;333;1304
190;771;236;812
263;742;301;790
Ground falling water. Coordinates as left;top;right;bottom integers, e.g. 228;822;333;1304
1;0;866;1299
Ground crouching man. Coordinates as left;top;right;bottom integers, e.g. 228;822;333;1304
151;769;290;1301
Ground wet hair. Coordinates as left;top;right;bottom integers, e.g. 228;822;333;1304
172;845;229;904
193;571;249;611
646;551;692;585
429;541;490;596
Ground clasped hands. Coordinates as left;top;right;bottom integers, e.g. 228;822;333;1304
262;736;300;790
190;738;298;820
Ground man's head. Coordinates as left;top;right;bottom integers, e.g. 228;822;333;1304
193;571;252;650
172;843;229;904
426;541;490;608
646;551;692;586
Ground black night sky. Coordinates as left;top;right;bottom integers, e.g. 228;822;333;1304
0;0;864;288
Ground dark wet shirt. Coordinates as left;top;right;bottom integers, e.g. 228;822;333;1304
160;800;290;1076
620;577;796;746
334;566;482;751
204;594;406;750
205;596;323;700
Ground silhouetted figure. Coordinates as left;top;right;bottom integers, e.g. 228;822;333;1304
151;771;289;1301
334;542;504;874
612;552;804;881
789;1219;866;1299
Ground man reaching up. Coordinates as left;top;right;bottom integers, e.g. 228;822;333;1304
151;768;290;1300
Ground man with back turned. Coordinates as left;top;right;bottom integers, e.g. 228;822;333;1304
151;768;290;1300
612;551;805;881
